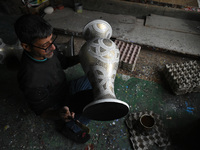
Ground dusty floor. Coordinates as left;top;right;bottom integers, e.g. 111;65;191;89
1;35;200;150
57;35;199;83
0;0;200;148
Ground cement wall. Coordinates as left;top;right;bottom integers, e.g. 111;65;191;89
1;0;199;21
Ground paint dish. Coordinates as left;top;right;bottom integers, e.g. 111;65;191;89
140;114;155;129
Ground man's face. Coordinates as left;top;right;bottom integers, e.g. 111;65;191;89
27;34;56;60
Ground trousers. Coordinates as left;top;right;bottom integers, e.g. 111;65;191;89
65;76;93;133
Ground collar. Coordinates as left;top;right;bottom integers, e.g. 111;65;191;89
25;51;47;62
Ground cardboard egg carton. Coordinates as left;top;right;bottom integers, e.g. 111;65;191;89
115;40;141;72
164;60;200;95
125;111;170;150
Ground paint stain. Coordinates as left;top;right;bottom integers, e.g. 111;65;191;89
185;101;194;114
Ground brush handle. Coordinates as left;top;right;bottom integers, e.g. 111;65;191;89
68;116;90;133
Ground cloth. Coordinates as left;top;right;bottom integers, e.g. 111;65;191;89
65;76;92;133
18;47;93;116
18;46;93;133
18;49;69;115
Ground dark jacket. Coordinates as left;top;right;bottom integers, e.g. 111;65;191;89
18;48;79;115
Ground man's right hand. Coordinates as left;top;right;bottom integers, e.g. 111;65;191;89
59;106;75;122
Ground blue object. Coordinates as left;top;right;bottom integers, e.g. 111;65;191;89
66;76;92;133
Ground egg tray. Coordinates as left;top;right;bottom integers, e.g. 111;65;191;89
164;60;200;95
115;40;141;72
125;111;170;150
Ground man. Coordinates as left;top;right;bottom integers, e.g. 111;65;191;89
14;14;93;143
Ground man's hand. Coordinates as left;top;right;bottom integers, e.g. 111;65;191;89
59;106;75;122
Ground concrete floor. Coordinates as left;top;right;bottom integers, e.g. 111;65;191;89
44;7;200;57
0;6;200;150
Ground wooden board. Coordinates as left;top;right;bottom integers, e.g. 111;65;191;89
124;19;200;57
145;14;200;35
123;0;198;7
153;0;198;7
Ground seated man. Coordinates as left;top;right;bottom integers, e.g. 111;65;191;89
14;14;93;143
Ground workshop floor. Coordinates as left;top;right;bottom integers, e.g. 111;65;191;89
0;35;200;150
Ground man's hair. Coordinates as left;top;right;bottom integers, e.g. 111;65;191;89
14;14;53;44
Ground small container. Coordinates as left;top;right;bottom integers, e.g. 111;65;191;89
75;3;83;13
133;114;155;135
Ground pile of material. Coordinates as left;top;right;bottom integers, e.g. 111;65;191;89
164;60;200;95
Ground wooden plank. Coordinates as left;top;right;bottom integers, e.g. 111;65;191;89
145;14;200;35
124;19;200;57
198;0;200;8
153;0;198;7
123;0;198;7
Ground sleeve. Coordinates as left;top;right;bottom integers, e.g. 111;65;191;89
54;46;80;69
24;87;51;115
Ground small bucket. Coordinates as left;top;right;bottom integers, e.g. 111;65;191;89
75;3;83;13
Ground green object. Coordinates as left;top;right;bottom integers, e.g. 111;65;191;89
75;3;83;13
64;63;85;81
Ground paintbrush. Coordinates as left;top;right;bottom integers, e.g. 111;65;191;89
68;116;90;134
60;108;90;133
